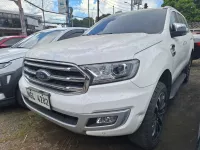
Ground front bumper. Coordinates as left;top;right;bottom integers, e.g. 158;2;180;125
19;76;156;136
0;69;22;106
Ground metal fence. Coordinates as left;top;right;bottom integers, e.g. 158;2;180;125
189;22;200;29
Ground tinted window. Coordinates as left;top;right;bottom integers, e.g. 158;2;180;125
183;17;189;28
4;38;24;46
176;13;185;24
176;13;189;32
58;29;84;41
67;32;83;38
170;12;179;31
12;30;64;49
85;9;167;35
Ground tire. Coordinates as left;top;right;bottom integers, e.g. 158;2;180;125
183;57;192;84
16;87;27;108
128;82;168;150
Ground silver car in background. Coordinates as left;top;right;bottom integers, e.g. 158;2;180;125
0;27;87;107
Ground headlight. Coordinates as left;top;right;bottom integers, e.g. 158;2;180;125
0;62;12;69
82;59;140;85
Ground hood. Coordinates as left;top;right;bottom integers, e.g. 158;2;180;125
26;33;162;65
0;48;29;63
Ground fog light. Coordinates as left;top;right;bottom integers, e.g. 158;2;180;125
96;116;118;125
86;116;118;127
7;75;11;84
0;93;5;100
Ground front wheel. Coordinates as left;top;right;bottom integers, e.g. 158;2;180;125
128;82;168;150
183;57;192;84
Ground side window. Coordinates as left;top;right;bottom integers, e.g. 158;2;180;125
4;38;24;46
176;13;189;32
170;12;178;32
67;32;84;39
58;30;84;41
183;17;189;28
176;13;184;24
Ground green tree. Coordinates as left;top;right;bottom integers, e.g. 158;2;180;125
72;17;94;27
162;0;200;22
96;14;111;22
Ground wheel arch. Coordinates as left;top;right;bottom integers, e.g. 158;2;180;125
158;69;172;96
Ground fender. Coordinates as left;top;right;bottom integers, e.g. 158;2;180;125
131;43;173;88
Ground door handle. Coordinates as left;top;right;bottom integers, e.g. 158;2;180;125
170;44;176;57
183;41;187;45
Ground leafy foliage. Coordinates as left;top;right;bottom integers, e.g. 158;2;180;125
96;14;111;22
162;0;200;22
72;14;111;27
72;17;94;27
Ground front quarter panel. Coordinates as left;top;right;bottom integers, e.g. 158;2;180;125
131;43;172;87
0;58;24;75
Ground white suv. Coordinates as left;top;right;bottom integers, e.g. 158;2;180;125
19;7;194;150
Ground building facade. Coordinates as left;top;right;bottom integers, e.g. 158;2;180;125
0;9;43;36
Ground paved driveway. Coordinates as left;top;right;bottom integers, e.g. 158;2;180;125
0;60;200;150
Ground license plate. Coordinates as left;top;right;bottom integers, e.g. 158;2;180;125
26;88;51;110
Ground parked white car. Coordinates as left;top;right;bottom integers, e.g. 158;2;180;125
0;27;87;107
19;7;194;150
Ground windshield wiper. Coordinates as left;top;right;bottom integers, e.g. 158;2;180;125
12;46;25;48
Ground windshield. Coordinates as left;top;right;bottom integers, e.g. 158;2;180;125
85;9;167;35
12;30;64;49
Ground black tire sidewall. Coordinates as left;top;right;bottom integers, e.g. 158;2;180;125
129;82;168;150
184;58;192;83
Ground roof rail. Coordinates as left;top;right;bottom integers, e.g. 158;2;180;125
163;6;176;10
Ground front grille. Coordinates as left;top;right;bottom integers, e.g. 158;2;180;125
23;58;90;94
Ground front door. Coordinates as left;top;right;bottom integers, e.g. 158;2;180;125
176;13;191;66
169;11;185;82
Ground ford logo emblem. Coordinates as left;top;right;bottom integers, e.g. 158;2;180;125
36;69;51;81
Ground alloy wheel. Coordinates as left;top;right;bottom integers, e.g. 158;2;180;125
152;92;166;140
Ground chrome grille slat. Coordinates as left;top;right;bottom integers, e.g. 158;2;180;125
25;75;83;92
50;75;85;82
24;67;36;75
24;67;85;82
24;61;79;72
23;59;90;94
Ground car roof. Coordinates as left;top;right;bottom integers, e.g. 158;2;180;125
103;8;167;20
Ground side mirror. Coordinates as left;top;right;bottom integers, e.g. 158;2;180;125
171;23;187;38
